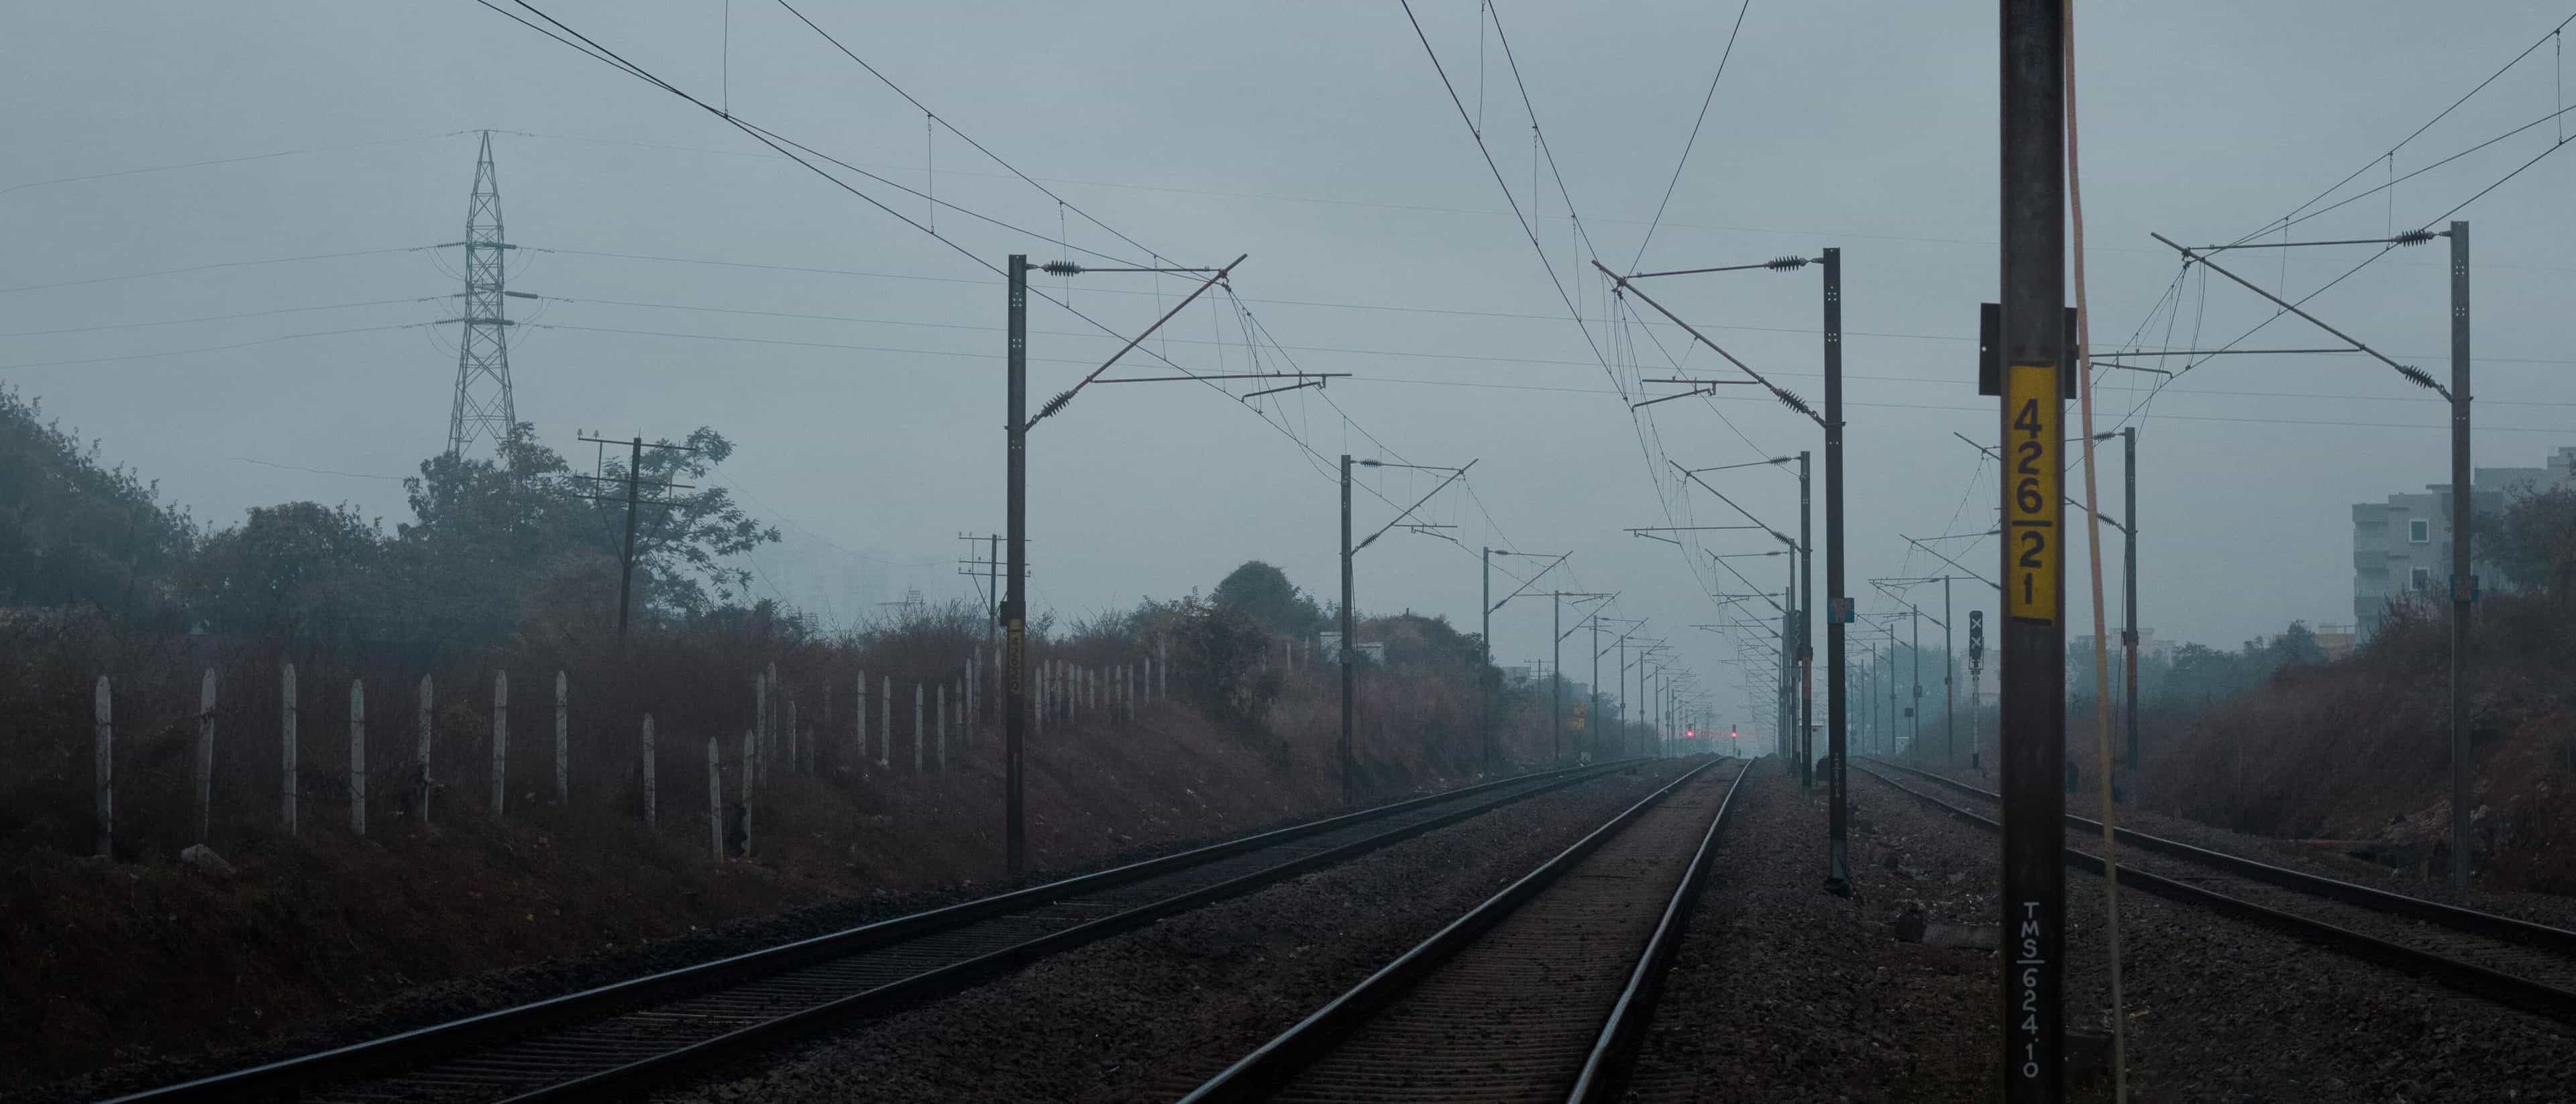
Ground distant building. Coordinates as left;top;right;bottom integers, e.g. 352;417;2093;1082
2313;623;2358;662
2351;445;2574;638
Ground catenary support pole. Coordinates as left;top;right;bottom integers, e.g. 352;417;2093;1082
1481;548;1493;772
1825;245;1851;895
2123;428;2139;775
1005;257;1030;875
1800;450;1814;787
1945;576;1956;763
1340;453;1356;803
2449;219;2474;891
1997;0;2070;1095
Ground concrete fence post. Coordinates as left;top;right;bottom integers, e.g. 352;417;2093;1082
788;698;800;776
94;675;111;859
741;728;757;804
753;672;769;791
856;669;869;768
879;676;892;768
491;670;509;817
282;662;299;836
642;714;657;828
913;684;924;773
553;671;568;805
1161;637;1169;699
765;661;780;781
706;736;722;862
350;680;367;836
416;674;433;826
195;669;215;844
936;683;948;773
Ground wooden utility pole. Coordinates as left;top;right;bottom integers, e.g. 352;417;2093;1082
573;433;699;643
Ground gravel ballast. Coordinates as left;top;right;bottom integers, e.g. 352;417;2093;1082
1856;766;2576;1102
656;759;1710;1103
1923;759;2576;934
13;766;1601;1104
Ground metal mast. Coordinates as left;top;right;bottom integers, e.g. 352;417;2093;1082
445;130;518;456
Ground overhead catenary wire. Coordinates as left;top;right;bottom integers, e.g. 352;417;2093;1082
1627;0;1755;271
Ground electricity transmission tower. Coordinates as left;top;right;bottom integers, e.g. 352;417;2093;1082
441;130;523;457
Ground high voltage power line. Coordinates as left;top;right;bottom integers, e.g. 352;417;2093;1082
469;0;1552;591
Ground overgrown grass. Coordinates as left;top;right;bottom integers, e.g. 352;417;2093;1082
2133;592;2576;889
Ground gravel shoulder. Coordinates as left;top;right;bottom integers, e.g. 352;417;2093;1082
1624;765;2000;1103
1921;759;2576;933
655;758;1721;1103
1860;766;2576;1103
10;765;1589;1104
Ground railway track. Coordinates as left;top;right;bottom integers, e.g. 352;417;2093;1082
1179;756;1752;1104
1854;759;2576;1026
109;761;1648;1104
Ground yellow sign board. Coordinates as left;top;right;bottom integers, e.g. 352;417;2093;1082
2003;362;2059;623
1570;700;1588;733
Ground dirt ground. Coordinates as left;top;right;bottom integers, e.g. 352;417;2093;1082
1;702;1505;1095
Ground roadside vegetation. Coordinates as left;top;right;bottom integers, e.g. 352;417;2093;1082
0;385;1637;1087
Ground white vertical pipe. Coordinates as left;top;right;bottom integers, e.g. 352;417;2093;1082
553;671;568;805
282;662;298;836
349;680;366;836
94;675;111;859
195;669;215;844
642;714;657;827
490;670;508;817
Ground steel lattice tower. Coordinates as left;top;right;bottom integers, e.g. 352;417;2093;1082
443;130;517;457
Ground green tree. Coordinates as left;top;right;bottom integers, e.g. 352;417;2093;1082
0;386;195;616
2485;487;2576;604
1210;560;1324;637
188;502;383;643
388;425;776;649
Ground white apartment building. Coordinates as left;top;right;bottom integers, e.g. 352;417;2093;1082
2352;445;2574;638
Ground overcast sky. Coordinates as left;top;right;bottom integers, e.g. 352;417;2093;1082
8;1;2575;738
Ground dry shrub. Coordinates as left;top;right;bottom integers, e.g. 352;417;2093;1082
2136;590;2576;886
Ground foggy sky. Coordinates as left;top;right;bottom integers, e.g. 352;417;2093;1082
8;1;2575;739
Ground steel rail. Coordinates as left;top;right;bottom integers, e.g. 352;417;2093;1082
1865;757;2576;956
1854;762;2576;1026
1179;757;1749;1103
1564;757;1757;1101
109;760;1638;1104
